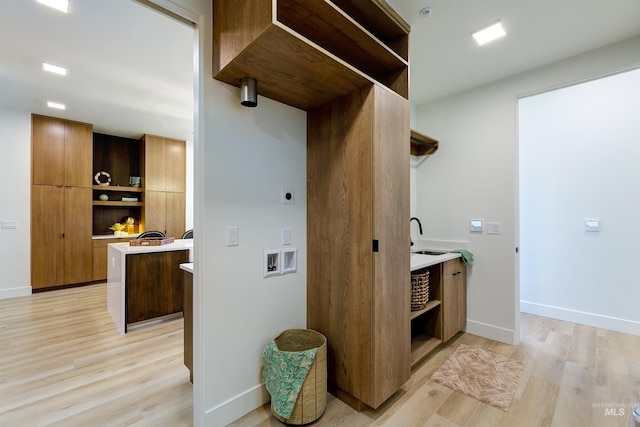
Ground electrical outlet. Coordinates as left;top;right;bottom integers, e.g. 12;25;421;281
281;188;295;204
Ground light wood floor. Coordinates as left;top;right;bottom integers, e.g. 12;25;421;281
0;283;192;426
231;313;640;427
2;285;639;427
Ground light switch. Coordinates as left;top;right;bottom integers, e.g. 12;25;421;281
487;222;501;235
585;219;600;232
227;226;239;246
1;220;18;229
282;228;291;245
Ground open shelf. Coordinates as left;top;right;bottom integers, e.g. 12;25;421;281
410;335;441;368
93;201;143;207
278;0;408;82
92;185;143;192
410;299;441;320
213;0;409;111
411;129;439;156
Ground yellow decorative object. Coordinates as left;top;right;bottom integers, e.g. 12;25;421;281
109;222;126;232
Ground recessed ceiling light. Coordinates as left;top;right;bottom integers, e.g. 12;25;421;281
43;62;67;76
472;21;506;46
47;101;66;110
36;0;69;13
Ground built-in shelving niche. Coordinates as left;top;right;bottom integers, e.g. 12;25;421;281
92;133;143;235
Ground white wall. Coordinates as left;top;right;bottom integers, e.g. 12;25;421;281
158;1;308;425
413;35;640;345
519;68;640;335
0;107;31;298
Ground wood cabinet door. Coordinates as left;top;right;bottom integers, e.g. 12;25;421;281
64;187;93;284
443;258;466;342
143;135;167;191
165;138;186;193
371;84;410;407
144;190;166;234
31;185;65;289
64;121;93;187
165;192;186;238
32;115;65;186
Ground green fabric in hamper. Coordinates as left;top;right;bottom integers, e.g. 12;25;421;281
262;339;318;419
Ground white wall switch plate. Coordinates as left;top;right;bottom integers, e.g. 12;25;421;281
282;228;291;245
470;219;483;233
585;219;600;232
226;226;239;246
1;220;18;229
281;188;295;204
487;222;501;235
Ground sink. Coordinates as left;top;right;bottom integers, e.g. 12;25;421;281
412;250;448;256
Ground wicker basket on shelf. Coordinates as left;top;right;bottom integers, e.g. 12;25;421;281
411;270;430;311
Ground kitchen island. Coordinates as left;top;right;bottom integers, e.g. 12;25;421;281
107;239;194;334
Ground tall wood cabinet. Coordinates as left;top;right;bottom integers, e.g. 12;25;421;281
31;115;93;290
141;134;186;238
307;84;410;408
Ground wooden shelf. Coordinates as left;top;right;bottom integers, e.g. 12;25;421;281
93;185;143;192
93;201;143;207
213;0;409;111
411;129;439;156
278;0;408;82
410;299;441;320
410;335;441;368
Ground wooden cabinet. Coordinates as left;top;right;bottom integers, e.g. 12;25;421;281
307;83;410;409
32;114;93;187
410;257;467;367
443;258;467;342
92;237;136;281
31;115;93;290
213;0;409;110
183;269;193;383
216;0;410;410
141;135;186;237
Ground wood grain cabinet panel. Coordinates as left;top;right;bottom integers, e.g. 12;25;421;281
31;185;65;289
442;258;466;342
31;115;93;290
308;83;409;409
141;134;186;237
125;250;189;324
32;114;93;187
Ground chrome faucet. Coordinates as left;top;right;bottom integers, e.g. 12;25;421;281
410;217;422;247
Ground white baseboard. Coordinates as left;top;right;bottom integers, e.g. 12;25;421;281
0;286;31;300
465;320;518;345
205;383;269;426
521;301;640;336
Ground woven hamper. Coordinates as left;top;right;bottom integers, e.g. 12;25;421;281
411;270;430;311
271;329;327;425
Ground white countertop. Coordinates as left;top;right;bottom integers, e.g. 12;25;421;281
92;234;140;240
108;239;193;255
411;252;461;271
180;263;193;273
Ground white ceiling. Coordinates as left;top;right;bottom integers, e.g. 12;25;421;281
0;0;193;141
1;1;639;140
388;0;640;105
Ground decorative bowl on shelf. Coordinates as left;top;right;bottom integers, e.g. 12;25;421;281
99;194;109;201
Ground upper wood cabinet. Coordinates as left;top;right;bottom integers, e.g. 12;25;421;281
307;83;410;409
141;134;186;193
32;114;93;187
213;0;409;110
